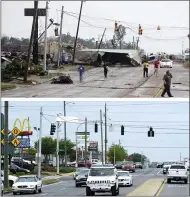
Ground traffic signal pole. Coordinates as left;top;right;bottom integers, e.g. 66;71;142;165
100;110;104;164
37;107;43;179
4;101;9;188
56;121;60;174
104;103;107;164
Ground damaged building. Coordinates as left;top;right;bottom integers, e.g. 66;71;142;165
74;49;142;67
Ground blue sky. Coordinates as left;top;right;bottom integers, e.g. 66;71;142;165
1;101;189;162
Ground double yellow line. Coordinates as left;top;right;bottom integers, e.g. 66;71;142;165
153;84;164;98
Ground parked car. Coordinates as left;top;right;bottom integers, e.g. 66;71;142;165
157;163;163;168
10;163;30;174
75;169;89;187
12;175;42;195
135;162;143;169
11;157;35;171
1;171;18;187
77;160;92;168
122;161;135;172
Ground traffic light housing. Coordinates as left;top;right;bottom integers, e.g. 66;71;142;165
95;122;98;133
148;127;154;137
121;125;124;135
50;123;56;135
54;28;59;36
138;24;143;35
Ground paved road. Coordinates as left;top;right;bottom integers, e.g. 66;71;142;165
5;168;173;196
2;62;188;98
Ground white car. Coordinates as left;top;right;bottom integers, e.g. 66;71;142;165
160;59;173;68
12;175;42;195
163;162;175;174
117;171;133;187
1;171;18;186
86;165;119;196
167;164;188;184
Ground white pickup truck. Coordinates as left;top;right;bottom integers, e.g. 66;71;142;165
167;164;188;184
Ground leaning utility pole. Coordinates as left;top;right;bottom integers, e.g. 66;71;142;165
84;117;87;167
57;6;64;68
136;37;140;50
100;110;104;164
37;107;43;179
4;101;9;188
24;1;38;82
104;103;107;164
98;28;106;50
72;0;84;65
64;101;67;167
43;1;49;71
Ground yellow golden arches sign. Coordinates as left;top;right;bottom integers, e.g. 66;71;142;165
13;118;32;132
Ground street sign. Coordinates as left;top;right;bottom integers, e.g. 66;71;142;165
1;129;11;135
1;139;4;145
11;138;20;147
17;138;30;148
88;141;98;152
76;132;90;135
77;135;90;140
11;127;21;137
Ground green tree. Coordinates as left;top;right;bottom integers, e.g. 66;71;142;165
129;153;147;164
58;139;75;160
34;137;56;164
107;144;127;163
27;147;37;160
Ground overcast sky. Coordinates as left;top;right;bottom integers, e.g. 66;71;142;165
2;1;189;54
1;101;189;162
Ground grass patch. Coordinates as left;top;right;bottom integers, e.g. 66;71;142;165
4;187;12;193
42;179;59;185
40;73;58;79
184;61;190;68
1;83;16;91
59;167;75;173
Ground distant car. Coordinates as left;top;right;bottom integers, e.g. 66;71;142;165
122;161;135;172
157;163;163;168
115;161;125;170
10;163;30;174
12;175;42;195
117;171;133;187
77;160;92;168
163;162;175;174
135;162;143;169
1;181;4;196
160;59;173;68
73;167;89;180
75;169;89;187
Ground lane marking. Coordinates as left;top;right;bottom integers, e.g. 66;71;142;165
157;169;163;175
40;193;47;196
60;188;66;190
153;84;164;98
126;178;165;196
155;179;166;196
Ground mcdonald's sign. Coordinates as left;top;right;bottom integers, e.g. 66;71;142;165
13;118;33;136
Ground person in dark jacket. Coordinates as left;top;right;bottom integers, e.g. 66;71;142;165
78;65;84;82
104;64;108;78
161;70;173;97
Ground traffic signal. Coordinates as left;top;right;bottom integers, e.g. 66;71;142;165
54;28;59;36
138;24;143;35
115;21;118;31
50;123;56;135
148;127;154;137
95;122;98;133
157;26;161;30
121;125;124;135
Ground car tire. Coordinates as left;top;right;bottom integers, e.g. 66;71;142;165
33;186;38;194
184;179;188;184
13;192;17;195
2;191;4;196
111;185;117;196
167;179;171;184
86;186;93;196
39;186;42;193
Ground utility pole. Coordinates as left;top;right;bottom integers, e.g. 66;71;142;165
56;121;60;174
72;0;84;65
98;28;106;50
64;101;67;167
100;110;104;164
119;40;122;49
57;6;64;68
4;101;8;188
104;103;107;164
132;36;135;49
24;1;38;82
84;117;87;167
37;107;43;179
43;1;49;71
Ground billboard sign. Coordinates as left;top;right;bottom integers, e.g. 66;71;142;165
17;138;30;148
88;141;98;152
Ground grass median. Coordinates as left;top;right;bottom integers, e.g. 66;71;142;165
42;179;60;185
1;83;16;91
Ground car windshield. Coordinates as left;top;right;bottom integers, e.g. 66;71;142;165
118;172;129;177
16;177;36;182
116;161;123;165
161;59;170;62
89;168;115;176
76;168;87;173
170;165;185;169
79;170;89;175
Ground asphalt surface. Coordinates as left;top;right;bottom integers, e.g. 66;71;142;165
2;62;188;98
5;168;189;196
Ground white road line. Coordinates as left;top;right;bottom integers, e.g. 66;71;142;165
157;169;163;175
40;193;47;195
60;188;66;190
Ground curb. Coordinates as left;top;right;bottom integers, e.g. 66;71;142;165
154;178;166;196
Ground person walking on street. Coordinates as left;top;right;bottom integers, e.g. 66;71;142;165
78;65;85;82
104;64;108;78
143;60;149;77
161;70;173;97
154;58;159;77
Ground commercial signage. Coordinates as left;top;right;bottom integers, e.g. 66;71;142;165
88;141;98;152
17;138;30;148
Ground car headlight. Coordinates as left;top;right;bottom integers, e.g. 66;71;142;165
12;186;16;189
29;185;35;188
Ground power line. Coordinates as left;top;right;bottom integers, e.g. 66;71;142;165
107;145;189;149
